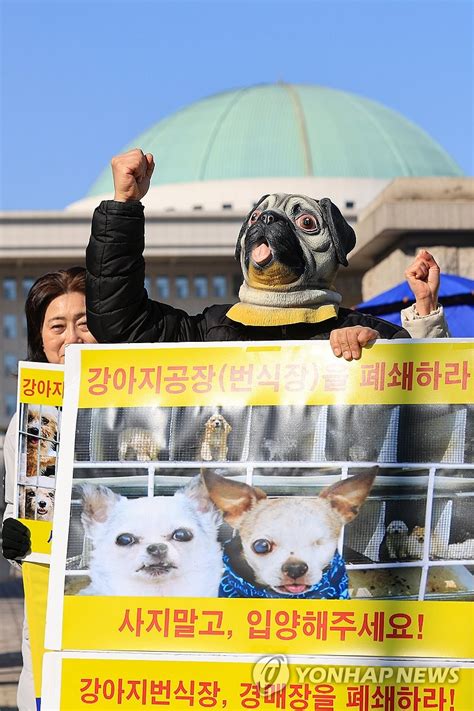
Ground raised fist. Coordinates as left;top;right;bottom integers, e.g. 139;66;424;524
111;149;155;203
405;250;440;316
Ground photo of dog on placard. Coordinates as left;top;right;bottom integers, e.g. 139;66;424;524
18;486;55;522
65;477;223;597
64;468;378;600
17;403;60;482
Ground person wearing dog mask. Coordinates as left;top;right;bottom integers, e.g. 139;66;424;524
1;267;97;711
86;149;447;351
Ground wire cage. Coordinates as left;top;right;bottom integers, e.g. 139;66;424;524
65;403;474;600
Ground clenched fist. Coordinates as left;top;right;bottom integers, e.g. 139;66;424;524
111;149;155;203
405;250;440;316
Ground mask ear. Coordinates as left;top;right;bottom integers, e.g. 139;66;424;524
318;198;356;267
234;194;270;262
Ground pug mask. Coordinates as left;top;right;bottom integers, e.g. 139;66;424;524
227;193;356;327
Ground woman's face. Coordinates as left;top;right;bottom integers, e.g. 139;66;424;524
41;291;96;364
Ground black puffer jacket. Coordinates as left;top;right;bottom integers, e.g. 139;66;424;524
86;200;410;343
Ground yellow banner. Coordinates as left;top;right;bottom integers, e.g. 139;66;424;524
19;367;64;406
57;658;473;710
23;563;49;698
62;597;473;659
19;518;52;556
78;342;474;408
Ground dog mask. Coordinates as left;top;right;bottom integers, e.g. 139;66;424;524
227;193;356;327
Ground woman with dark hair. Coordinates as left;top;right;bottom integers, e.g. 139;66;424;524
2;266;96;711
24;266;91;362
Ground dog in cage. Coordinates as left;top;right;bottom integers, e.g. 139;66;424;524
202;467;377;599
25;405;58;477
106;408;168;462
21;486;55;522
383;520;409;560
406;525;447;559
200;413;232;461
118;427;161;461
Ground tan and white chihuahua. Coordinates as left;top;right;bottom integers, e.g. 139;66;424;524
202;468;376;599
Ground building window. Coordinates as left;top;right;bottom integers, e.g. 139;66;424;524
3;278;17;301
22;315;28;337
194;276;208;299
156;276;170;300
212;276;227;298
222;203;233;210
144;276;151;294
175;276;189;300
3;314;17;339
4;353;17;376
22;277;35;297
5;394;16;418
345;201;355;209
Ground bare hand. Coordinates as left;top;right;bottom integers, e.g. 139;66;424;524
111;149;155;202
330;326;380;361
405;250;440;316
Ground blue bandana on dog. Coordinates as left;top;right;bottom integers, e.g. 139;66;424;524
219;550;349;599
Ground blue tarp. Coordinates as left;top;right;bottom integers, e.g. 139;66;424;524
357;274;474;337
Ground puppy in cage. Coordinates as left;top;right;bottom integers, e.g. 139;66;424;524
118;428;161;461
106;407;168;462
200;413;232;461
384;520;410;560
202;468;377;599
21;486;55;522
25;405;58;477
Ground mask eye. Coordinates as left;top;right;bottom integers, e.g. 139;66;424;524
115;533;137;546
295;213;320;233
172;528;193;542
249;209;261;225
252;538;273;554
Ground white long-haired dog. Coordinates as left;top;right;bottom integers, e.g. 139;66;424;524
79;478;222;597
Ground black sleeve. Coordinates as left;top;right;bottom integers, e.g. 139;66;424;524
86;200;208;343
335;309;411;339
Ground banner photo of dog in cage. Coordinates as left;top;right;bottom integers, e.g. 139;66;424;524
14;361;64;562
43;339;473;665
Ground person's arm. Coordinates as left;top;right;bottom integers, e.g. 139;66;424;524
2;414;31;563
86;150;209;344
402;250;450;338
3;413;18;522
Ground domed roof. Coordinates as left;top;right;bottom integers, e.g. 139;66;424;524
87;83;462;196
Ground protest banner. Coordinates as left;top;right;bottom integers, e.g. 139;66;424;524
13;362;64;562
42;340;473;710
41;653;474;710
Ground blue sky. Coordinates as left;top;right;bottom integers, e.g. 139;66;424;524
1;0;472;210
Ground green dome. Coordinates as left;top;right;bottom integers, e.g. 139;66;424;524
88;83;462;195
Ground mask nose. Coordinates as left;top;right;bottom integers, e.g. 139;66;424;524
259;210;282;225
147;543;168;558
282;560;308;580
